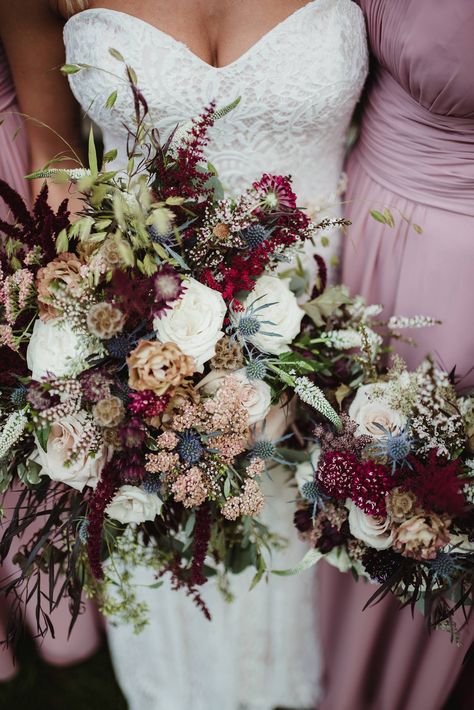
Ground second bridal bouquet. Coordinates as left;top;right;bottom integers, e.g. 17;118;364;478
0;74;344;634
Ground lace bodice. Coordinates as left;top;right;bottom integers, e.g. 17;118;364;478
64;1;367;202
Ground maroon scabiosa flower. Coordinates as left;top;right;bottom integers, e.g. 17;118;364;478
317;451;359;500
351;460;395;516
362;548;402;584
152;265;184;317
119;417;146;449
252;174;297;210
128;390;170;417
80;369;113;403
404;451;466;517
118;450;146;484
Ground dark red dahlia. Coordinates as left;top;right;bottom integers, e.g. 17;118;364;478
317;451;359;500
351;460;396;516
404;451;466;517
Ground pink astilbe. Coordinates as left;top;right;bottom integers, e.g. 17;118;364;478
146;450;179;474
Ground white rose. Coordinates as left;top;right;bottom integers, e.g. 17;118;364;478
198;369;271;425
153;278;226;372
295;444;321;493
348;383;407;438
34;412;111;491
243;275;303;355
106;485;163;524
27;317;99;380
347;499;394;550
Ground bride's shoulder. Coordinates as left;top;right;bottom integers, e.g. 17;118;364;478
51;0;91;19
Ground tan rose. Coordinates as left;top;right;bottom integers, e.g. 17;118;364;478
386;487;417;522
36;253;83;321
127;340;195;395
393;512;451;560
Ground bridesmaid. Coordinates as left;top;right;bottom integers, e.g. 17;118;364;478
318;2;474;709
0;0;100;678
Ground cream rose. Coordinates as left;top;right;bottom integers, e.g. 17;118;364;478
27;318;99;381
295;444;322;493
242;275;303;355
348;383;407;439
347;499;394;550
34;412;111;491
106;485;163;524
153;278;226;372
198;369;272;425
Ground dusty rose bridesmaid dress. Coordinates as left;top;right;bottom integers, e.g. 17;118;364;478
318;2;474;709
0;42;101;680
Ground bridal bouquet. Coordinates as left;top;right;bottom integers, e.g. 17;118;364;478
0;74;347;634
291;306;474;633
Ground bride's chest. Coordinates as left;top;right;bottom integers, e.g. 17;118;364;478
64;3;367;143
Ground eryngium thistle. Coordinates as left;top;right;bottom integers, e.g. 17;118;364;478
177;429;204;464
243;224;268;250
246;360;267;381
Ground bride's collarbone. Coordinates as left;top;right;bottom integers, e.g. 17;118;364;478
58;0;314;69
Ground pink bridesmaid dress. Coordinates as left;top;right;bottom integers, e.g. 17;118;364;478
0;42;101;680
319;2;474;709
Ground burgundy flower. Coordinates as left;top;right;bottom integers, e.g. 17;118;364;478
119;417;146;448
317;451;359;500
128;390;170;417
351;460;395;516
404;451;466;517
252;173;297;210
118;451;146;484
151;265;184;317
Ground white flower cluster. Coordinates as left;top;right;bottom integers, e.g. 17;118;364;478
464;460;474;505
293;375;341;429
387;314;438;330
0;410;28;460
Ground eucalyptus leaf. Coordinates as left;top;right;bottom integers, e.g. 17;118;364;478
301;285;351;327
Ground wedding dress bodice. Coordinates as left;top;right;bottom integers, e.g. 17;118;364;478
64;1;367;204
63;5;367;710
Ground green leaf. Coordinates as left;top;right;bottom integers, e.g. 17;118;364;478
335;383;352;408
55;228;69;254
369;209;387;224
35;424;51;453
128;67;138;85
88;125;98;176
61;64;82;75
108;47;124;62
383;208;395;228
301;285;351;327
412;223;423;234
249;567;266;591
223;477;231;498
105;90;118;109
272;548;322;576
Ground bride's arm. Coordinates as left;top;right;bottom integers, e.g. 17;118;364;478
0;0;84;207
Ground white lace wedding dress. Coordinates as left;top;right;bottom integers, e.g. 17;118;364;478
64;3;367;708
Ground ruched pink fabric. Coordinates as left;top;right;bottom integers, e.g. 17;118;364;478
0;43;101;679
319;2;474;709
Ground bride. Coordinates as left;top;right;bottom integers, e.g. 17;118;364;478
59;1;367;708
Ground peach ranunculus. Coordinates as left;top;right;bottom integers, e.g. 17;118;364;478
127;340;195;395
36;253;84;321
393;511;451;560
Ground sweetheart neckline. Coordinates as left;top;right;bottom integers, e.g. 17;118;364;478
64;1;333;72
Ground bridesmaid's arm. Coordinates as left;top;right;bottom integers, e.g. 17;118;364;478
0;0;84;207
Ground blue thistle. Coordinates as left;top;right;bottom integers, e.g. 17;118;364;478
147;224;176;246
142;474;162;495
243;224;268;250
246;359;267;381
252;439;277;460
106;335;132;360
177;429;204;464
238;315;261;338
301;480;330;517
369;426;413;473
429;552;463;585
10;385;28;408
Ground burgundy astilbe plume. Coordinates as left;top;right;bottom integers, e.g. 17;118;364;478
404;451;466;517
86;458;120;579
191;503;212;586
0;181;70;274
